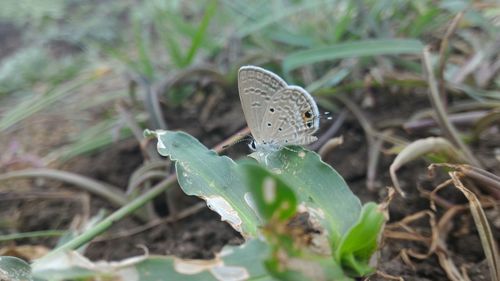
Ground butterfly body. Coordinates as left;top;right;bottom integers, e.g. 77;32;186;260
238;66;320;157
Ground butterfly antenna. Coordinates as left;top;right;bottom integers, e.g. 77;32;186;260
319;111;333;121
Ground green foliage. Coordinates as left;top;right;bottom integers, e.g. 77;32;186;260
0;47;82;95
25;130;383;280
0;0;66;25
0;72;97;133
0;48;50;93
335;203;385;276
152;130;385;279
240;162;297;221
257;146;362;246
153;130;261;236
0;256;32;281
3;1;497;280
241;162;349;281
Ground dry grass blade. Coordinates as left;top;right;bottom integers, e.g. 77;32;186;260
318;136;343;158
422;47;482;168
375;270;405;281
436;251;467;281
437;12;464;99
389;137;466;196
336;95;380;192
473;109;500;141
367;130;392;191
449;172;500;281
0;168;127;208
385;210;439;258
429;163;500;199
116;101;160;161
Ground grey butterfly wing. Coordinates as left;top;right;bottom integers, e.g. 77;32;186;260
238;66;287;141
259;86;320;146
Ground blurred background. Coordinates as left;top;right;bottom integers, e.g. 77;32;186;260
0;0;498;280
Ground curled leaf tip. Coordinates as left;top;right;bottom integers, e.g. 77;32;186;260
143;129;156;138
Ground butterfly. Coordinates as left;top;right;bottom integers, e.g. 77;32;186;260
238;65;320;158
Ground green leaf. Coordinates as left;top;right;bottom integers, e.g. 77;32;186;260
153;130;260;236
33;239;274;281
240;162;351;280
335;202;385;276
0;256;33;281
240;162;297;221
283;39;424;72
130;239;274;281
261;147;362;246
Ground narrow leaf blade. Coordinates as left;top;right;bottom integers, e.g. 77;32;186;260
283;39;424;72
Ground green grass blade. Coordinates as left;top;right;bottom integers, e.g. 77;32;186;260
0;76;94;132
0;230;65;242
406;8;441;37
182;0;218;67
335;202;385;276
153;10;185;67
283;39;424;72
236;0;326;38
132;13;155;80
43;118;134;163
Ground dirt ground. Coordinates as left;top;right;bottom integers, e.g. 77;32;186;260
0;24;499;281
